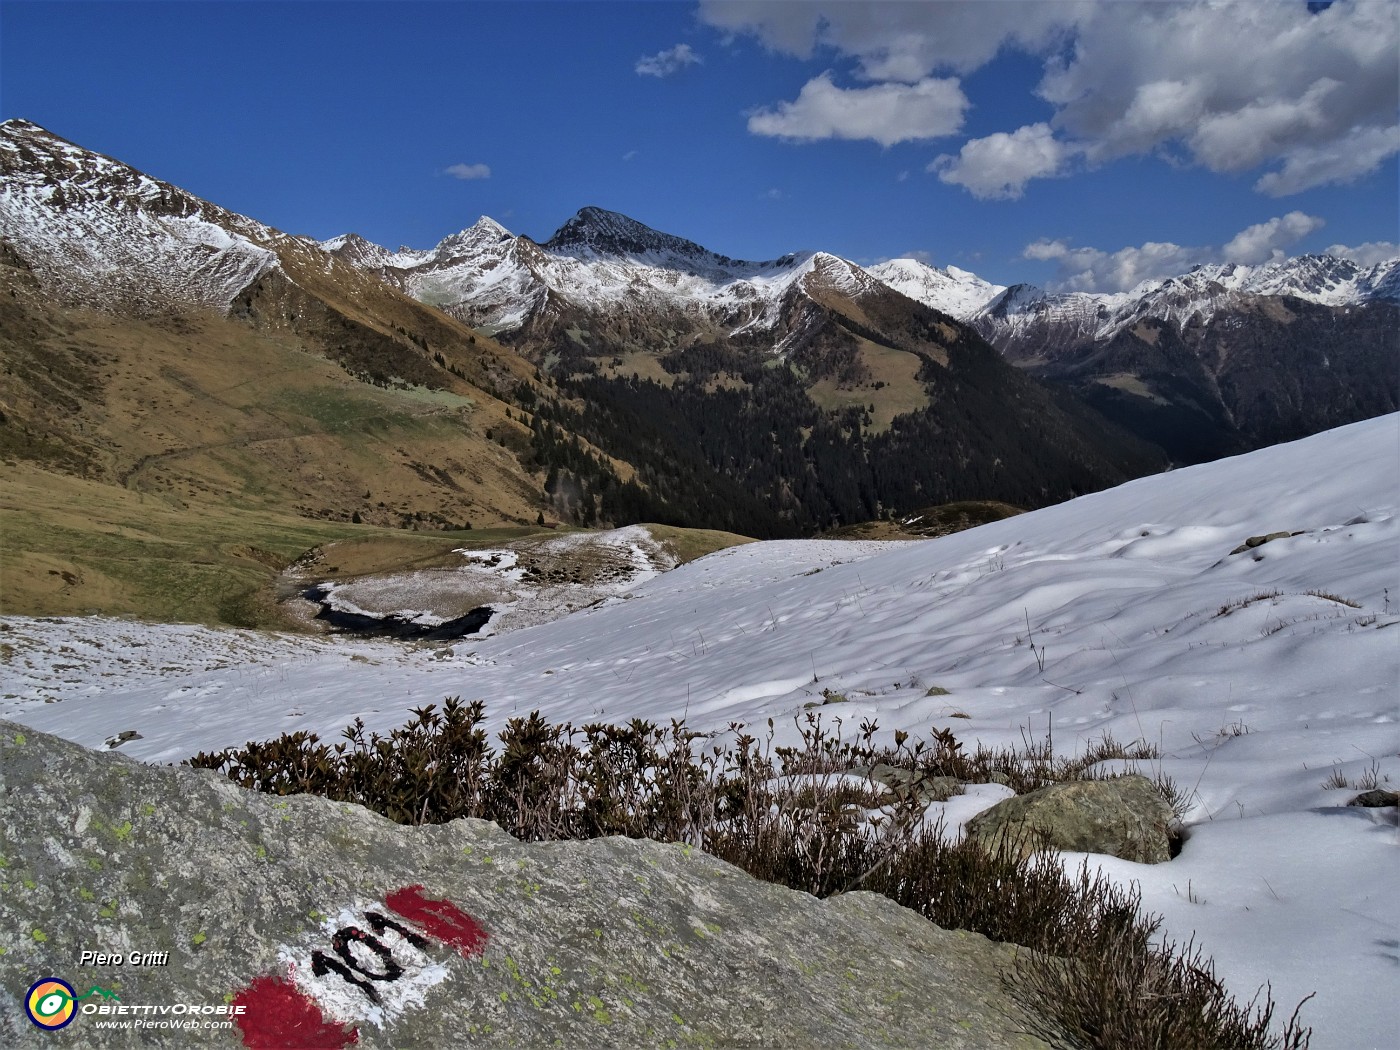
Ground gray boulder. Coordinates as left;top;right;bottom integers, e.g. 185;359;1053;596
0;722;1054;1049
964;774;1176;864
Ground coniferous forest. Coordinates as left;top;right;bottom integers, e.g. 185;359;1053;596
516;320;1167;537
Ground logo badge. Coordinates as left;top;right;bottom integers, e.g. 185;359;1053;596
25;978;78;1030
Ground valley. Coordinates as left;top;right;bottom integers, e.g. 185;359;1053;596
1;117;1393;632
0;112;1395;1050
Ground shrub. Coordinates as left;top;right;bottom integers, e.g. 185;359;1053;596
190;701;1309;1049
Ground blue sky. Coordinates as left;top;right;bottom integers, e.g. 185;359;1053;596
2;0;1396;290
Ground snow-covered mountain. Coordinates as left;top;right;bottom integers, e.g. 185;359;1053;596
0;122;1166;536
330;204;1396;377
0;118;293;313
873;253;1400;351
0;117;544;390
0;118;572;532
874;251;1399;462
321;206;1174;531
865;258;1007;320
324;205;884;346
6;114;1391;494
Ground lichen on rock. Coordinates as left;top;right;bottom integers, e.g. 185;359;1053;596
963;773;1176;864
0;721;1056;1049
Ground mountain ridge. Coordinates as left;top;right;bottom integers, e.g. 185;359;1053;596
326;202;1397;345
866;251;1398;462
325;202;1396;465
0;117;583;560
5;116;1386;556
1;119;1167;553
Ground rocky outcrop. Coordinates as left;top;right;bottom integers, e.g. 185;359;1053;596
964;774;1176;864
0;722;1056;1048
1347;789;1398;809
1229;530;1305;555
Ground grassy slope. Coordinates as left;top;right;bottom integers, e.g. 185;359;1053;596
635;524;756;565
1;457;754;629
0;266;536;626
1;462;373;627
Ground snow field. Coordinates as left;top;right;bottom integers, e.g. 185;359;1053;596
3;416;1397;1047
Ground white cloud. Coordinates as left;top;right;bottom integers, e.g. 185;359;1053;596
1022;238;1071;262
635;43;702;78
622;150;638;162
1324;241;1400;267
1099;78;1211;156
1186;80;1341;175
931;123;1075;199
699;0;1075;78
1025;211;1335;292
1222;212;1326;265
748;72;967;146
1023;238;1201;293
1041;2;1398;193
1254;124;1400;196
444;163;490;180
704;0;1399;198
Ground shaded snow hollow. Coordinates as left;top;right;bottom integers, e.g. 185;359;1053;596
3;416;1398;1048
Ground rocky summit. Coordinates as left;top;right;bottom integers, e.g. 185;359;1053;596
0;722;1055;1049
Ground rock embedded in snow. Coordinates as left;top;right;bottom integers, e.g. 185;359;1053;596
863;763;961;804
1345;789;1398;809
0;722;1058;1049
963;774;1177;864
1230;530;1305;555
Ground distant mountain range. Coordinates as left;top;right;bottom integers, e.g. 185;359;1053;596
0;119;1173;547
879;254;1399;461
323;206;880;348
327;206;1398;464
877;252;1398;342
329;204;1178;532
2;116;1392;559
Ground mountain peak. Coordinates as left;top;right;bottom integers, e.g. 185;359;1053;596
866;257;1007;318
469;215;513;238
544;206;722;263
981;283;1049;318
319;232;403;269
435;215;516;254
1;117;50;135
0;119;286;313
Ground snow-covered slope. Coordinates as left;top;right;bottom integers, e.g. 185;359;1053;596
5;414;1398;1048
0;118;289;312
866;258;1007;319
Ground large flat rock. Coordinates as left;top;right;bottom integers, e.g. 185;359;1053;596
0;722;1053;1048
